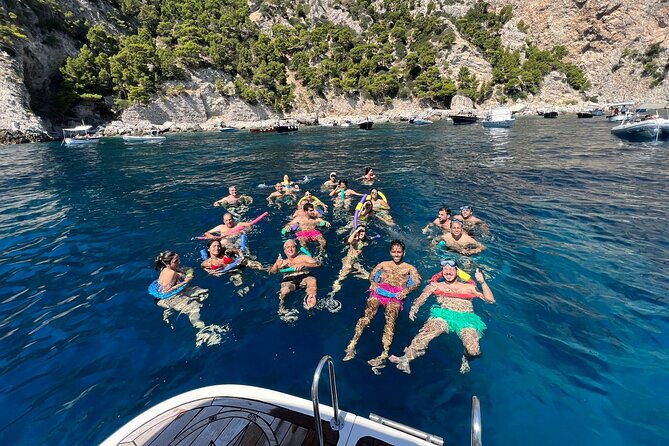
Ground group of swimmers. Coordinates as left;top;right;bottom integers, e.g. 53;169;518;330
152;170;496;373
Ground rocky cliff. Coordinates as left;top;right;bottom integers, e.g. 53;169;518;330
1;0;668;144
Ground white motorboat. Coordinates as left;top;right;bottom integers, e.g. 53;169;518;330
605;101;635;122
410;118;433;126
101;356;482;446
482;107;515;128
123;130;166;143
62;125;100;145
611;114;668;141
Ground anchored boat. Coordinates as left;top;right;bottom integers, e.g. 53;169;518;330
62;124;100;146
123;130;166;143
101;356;483;446
482;107;514;128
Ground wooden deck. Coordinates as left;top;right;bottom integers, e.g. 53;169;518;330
117;396;340;446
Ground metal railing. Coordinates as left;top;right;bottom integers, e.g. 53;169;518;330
311;355;344;446
471;396;482;446
368;414;444;445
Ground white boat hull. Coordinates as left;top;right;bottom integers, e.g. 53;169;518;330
611;118;668;141
63;137;100;145
607;114;626;122
102;385;443;446
483;119;514;128
123;135;166;143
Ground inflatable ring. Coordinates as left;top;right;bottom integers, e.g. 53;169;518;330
148;280;187;300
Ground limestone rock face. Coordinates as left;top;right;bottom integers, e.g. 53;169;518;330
2;0;669;144
0;51;51;144
488;0;669;102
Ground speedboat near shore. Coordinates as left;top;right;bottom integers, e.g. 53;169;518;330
482;107;514;128
611;113;669;141
123;130;166;144
101;356;482;446
451;112;478;125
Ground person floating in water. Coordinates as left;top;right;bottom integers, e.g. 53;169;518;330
328;224;370;302
434;219;485;256
329;179;364;207
360;166;377;184
343;240;421;373
295;190;328;216
283;174;301;193
153;250;225;347
422;206;452;234
269;239;320;316
322;171;339;192
203;213;251;245
368;187;395;226
389;260;494;374
213;186;253;208
201;239;264;273
267;183;295;206
283;202;330;258
454;205;488;235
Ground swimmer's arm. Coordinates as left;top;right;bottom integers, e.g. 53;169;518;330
204;225;222;239
316;218;330;228
368;263;383;289
407;267;422;293
329;187;340;197
243;195;253;204
409;284;435;320
349;189;364;196
475;268;495;303
465;242;485;255
213;198;224;207
268;254;284;274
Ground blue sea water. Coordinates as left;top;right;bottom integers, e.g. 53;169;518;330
0;117;667;445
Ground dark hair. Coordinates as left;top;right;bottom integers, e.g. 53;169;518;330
303;202;315;211
369;187;378;195
155;250;178;271
204;240;222;259
439;206;451;216
339;179;348;187
365;167;372;174
390;239;405;252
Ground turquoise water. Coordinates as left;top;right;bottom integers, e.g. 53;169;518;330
0;117;667;445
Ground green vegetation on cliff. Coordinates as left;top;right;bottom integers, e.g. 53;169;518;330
5;0;596;116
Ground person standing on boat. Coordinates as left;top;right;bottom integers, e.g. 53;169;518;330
213;186;253;207
202;213;252;245
343;240;421;374
283;203;330;258
389;260;494;374
269;239;320;313
322;172;339;191
422;206;452;234
434;219;485;256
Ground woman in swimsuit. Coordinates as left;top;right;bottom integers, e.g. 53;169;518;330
154;250;225;347
369;188;395;226
343;240;421;373
328;224;370;302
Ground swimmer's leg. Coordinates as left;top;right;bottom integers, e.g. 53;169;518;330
344;298;381;361
329;258;353;299
315;235;327;260
301;276;317;310
389;318;448;374
458;327;482;374
351;262;369;279
278;282;296;315
368;302;401;369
